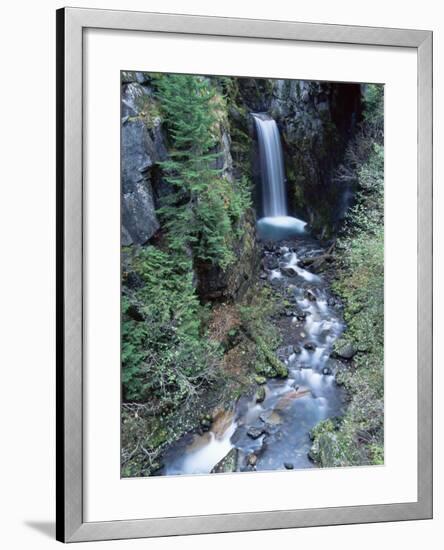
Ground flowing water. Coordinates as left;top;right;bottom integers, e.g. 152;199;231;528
254;113;288;217
162;240;346;474
160;114;345;475
253;113;308;240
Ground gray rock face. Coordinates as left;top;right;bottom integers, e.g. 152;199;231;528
121;81;153;118
121;119;159;245
269;79;362;236
121;77;169;245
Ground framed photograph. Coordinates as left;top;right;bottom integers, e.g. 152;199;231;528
56;7;433;543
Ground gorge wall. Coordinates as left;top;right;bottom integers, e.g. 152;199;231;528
121;72;362;303
225;77;362;237
121;71;259;304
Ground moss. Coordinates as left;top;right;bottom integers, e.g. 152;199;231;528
309;418;362;467
249;330;288;378
255;386;266;403
211;448;238;473
238;286;288;379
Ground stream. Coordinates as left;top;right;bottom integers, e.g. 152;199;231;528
161;237;346;475
160;113;346;475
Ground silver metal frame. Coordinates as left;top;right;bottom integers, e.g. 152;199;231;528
56;6;433;543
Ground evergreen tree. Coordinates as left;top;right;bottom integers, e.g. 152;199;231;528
155;74;235;268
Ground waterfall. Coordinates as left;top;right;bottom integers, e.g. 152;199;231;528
253;114;288;217
253;113;307;240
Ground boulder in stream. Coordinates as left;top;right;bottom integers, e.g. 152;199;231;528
305;289;317;302
304;342;316;352
247;453;258;467
280;265;299;277
256;386;266;403
247;427;266;440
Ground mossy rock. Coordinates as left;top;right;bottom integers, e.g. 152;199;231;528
211;448;238;473
255;386;266;403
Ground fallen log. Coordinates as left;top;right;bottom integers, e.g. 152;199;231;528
300;241;336;268
300;253;335;267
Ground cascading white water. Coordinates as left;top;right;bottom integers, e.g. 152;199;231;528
160;241;345;475
253;113;307;240
254;114;288;217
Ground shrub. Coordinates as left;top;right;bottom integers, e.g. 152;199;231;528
122;246;220;405
311;84;385;467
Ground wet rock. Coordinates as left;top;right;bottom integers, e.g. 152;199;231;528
305;290;317;302
259;410;283;425
264;243;276;253
256;386;266;403
304;342;316;352
280;265;299;277
247;427;266;440
259;271;268;280
264;256;279;270
334;342;357;360
322;367;333;375
276;345;294;361
247;453;257;467
284;462;294;470
275;388;311;410
211;448;238;473
324;358;346;374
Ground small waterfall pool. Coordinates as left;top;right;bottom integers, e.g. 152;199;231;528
253;113;307;240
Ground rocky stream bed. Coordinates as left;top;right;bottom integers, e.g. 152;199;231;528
159;236;350;475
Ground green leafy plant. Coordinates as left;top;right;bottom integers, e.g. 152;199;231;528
311;84;385;467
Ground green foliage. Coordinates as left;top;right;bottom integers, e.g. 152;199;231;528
362;84;384;137
153;74;249;269
122;246;220;404
121;75;255;476
239;287;288;378
311;84;385;467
